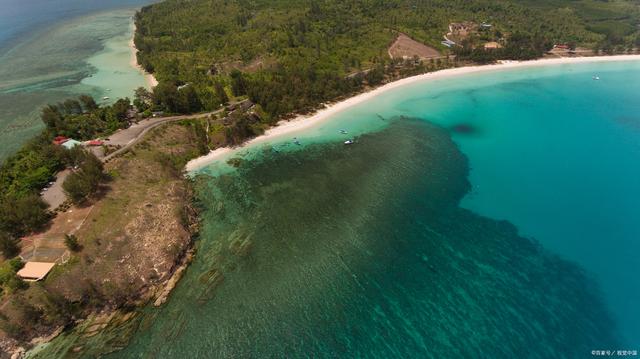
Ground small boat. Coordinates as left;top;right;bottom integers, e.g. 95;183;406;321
592;75;600;80
294;140;301;145
102;96;110;100
339;129;348;134
344;139;354;145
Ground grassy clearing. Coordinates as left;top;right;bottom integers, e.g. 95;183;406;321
0;120;205;347
43;121;205;303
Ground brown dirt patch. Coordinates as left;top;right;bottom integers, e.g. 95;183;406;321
20;205;94;262
41;121;203;304
389;33;440;60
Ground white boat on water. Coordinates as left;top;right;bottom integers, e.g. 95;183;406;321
592;75;600;80
344;139;354;145
102;96;110;100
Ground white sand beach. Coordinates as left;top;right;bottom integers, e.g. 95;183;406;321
185;54;640;172
129;24;158;88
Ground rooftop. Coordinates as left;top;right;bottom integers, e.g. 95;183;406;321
17;262;56;281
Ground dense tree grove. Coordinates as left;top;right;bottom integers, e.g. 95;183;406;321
454;32;555;63
133;0;639;118
41;97;130;140
0;231;20;259
0;258;26;295
133;83;205;115
0;97;125;250
62;150;107;204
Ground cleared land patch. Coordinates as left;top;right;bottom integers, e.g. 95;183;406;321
43;121;202;303
0;121;204;348
388;33;441;60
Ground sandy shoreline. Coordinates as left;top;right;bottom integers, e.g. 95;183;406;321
129;22;158;88
185;54;640;172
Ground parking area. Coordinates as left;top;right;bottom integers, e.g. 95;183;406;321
41;169;71;210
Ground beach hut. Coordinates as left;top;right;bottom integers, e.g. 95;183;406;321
17;262;56;281
62;139;82;150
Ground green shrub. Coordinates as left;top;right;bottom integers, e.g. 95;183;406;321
0;258;27;294
63;150;106;204
64;234;81;252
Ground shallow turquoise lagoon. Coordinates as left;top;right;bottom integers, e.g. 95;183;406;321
0;2;151;160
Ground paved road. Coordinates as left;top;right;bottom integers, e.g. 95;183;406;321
102;110;221;161
41;169;71;210
41;111;221;210
42;101;245;209
41;112;218;209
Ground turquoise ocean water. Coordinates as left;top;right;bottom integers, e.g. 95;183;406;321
31;60;640;358
0;0;152;160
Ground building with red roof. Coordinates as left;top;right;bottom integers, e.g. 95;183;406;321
86;140;104;146
53;136;69;145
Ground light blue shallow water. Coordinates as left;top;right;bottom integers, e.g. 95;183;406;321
0;0;152;160
0;0;151;51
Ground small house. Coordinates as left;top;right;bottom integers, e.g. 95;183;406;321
239;99;254;111
62;139;82;150
53;136;69;145
17;262;56;281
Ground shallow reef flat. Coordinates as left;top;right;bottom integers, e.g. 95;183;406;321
99;119;618;358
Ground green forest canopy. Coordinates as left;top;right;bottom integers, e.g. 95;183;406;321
134;0;640;117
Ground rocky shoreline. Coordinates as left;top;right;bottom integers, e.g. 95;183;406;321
0;122;205;358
